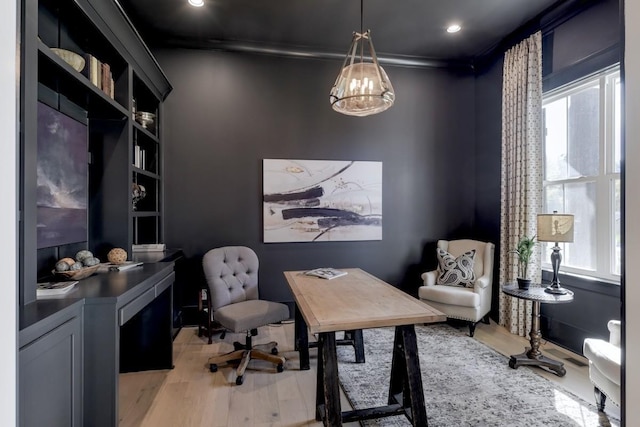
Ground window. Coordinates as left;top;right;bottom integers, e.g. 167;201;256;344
542;67;621;282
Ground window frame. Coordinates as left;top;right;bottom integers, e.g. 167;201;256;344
541;66;621;284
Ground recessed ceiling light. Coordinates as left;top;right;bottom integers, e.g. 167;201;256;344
447;24;462;33
188;0;204;7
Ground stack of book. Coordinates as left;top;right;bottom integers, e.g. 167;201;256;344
37;280;78;298
98;261;143;273
132;244;166;253
82;54;114;99
133;145;147;169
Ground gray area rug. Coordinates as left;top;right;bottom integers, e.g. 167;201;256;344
336;324;618;427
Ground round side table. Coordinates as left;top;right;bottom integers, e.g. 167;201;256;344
502;283;574;377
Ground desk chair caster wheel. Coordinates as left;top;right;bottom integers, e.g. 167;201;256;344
209;363;218;373
236;375;244;385
277;363;284;373
271;347;278;355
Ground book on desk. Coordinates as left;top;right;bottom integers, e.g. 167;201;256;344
36;280;79;298
98;261;143;272
304;268;348;280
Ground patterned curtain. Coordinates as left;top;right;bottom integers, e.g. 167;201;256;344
498;31;544;337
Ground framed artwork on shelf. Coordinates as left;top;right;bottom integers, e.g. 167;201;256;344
263;159;382;243
36;101;88;249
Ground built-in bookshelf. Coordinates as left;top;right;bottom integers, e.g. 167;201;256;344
21;0;172;305
132;72;162;245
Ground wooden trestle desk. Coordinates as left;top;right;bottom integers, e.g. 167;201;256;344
284;268;446;426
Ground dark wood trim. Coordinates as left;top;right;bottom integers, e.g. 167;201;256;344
157;37;474;71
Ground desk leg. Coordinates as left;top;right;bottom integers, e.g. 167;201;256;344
508;301;566;377
294;305;310;370
310;330;365;363
388;325;428;427
316;332;341;426
344;330;365;363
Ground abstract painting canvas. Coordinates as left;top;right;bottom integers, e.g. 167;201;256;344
37;102;88;249
263;159;382;242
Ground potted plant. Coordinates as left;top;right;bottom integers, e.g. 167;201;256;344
513;235;536;289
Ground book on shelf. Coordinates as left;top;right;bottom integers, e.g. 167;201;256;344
133;145;146;169
304;268;348;280
80;53;115;100
36;280;79;297
98;261;143;272
101;62;111;97
132;243;166;252
134;145;141;168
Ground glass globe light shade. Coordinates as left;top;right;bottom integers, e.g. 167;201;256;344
330;62;395;116
329;31;395;117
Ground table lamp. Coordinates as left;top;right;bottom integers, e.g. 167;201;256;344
537;212;574;295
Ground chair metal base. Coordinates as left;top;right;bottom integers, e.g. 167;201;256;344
208;337;285;385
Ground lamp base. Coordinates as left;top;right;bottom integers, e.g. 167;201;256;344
545;244;568;295
544;285;569;295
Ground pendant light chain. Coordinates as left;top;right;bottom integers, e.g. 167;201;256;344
360;0;364;34
360;0;364;62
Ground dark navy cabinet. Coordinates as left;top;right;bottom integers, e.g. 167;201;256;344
19;301;83;427
19;0;172;425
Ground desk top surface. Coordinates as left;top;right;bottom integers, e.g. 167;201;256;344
284;268;446;334
20;262;175;333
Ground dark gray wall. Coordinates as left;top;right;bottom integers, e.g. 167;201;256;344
473;0;621;354
474;55;504;321
155;48;476;305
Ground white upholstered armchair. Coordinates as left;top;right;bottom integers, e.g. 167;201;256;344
583;320;621;412
419;239;495;337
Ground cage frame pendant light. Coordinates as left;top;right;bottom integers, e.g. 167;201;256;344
329;0;395;116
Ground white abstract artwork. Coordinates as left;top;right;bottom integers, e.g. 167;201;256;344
263;159;382;243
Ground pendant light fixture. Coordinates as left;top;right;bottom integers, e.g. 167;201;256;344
329;0;395;117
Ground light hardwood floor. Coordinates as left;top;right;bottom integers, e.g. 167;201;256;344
119;320;620;426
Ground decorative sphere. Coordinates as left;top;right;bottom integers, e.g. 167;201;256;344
69;262;83;271
55;261;70;272
83;256;100;267
59;257;76;266
75;250;94;262
107;248;127;264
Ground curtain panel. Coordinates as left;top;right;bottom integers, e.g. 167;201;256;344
499;31;544;336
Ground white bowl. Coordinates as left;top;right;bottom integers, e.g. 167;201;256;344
51;48;85;73
135;111;156;129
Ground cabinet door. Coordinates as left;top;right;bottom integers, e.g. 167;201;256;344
19;316;83;427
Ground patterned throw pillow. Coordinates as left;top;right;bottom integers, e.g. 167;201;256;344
436;248;476;288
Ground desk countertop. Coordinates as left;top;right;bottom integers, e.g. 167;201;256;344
20;262;175;333
284;268;445;334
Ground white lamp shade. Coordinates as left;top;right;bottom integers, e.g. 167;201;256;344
537;213;574;243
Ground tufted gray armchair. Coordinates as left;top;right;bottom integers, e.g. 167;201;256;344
203;246;289;385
